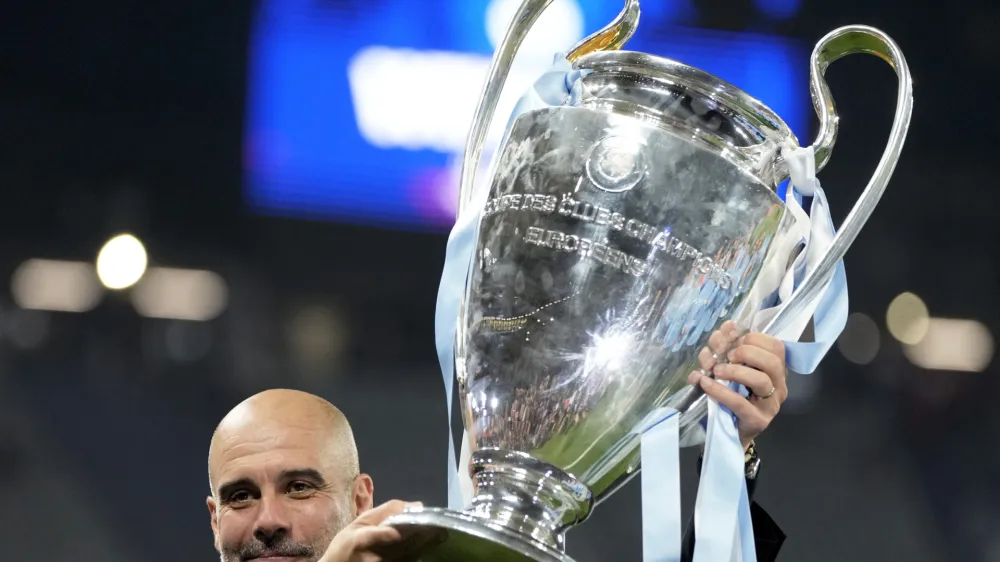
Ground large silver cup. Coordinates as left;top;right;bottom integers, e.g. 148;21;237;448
387;1;913;560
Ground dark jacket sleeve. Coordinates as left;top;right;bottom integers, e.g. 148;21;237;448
680;456;786;562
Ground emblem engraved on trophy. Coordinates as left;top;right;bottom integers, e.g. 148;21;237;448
383;0;914;560
585;135;647;193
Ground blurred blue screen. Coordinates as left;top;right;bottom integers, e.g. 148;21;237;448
244;0;809;230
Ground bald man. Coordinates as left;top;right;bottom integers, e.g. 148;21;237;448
207;389;427;562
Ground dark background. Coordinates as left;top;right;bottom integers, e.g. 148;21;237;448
1;0;998;561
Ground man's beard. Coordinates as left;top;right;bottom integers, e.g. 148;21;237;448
219;512;350;562
222;536;316;561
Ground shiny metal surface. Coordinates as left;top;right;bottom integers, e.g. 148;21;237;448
468;449;592;550
389;507;574;562
458;0;643;216
458;0;553;216
565;0;640;63
570;50;795;187
388;0;913;557
460;103;793;509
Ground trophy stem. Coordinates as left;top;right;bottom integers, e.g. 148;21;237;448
468;449;594;552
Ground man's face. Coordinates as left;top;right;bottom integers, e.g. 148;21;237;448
207;421;356;562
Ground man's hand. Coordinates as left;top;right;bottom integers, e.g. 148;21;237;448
320;500;442;562
688;320;788;450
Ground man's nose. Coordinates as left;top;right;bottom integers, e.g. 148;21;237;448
253;495;291;545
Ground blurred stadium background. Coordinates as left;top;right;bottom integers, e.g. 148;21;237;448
2;0;998;560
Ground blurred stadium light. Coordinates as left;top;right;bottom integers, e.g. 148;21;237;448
96;234;148;290
837;312;881;365
130;268;229;322
11;259;104;313
903;318;994;373
286;303;350;374
886;291;929;345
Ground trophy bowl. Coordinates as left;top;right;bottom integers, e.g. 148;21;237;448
385;1;912;560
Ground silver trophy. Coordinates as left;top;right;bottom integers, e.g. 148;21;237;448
387;0;913;560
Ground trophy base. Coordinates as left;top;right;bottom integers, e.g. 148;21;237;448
385;506;575;562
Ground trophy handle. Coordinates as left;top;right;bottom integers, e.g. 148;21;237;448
456;0;642;215
566;0;640;62
763;25;914;336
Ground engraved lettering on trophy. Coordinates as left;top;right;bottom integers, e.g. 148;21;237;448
505;194;522;211
557;195;577;218
532;195;555;212
624;218;644;239
523;226;651;278
651;231;670;250
524;227;543;245
575;202;598;222
513;195;732;288
590;242;608;262
558;194;627;230
483;193;558;219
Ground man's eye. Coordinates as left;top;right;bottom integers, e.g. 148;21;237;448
288;482;315;495
225;490;255;506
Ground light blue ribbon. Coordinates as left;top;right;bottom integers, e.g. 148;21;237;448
780;186;849;375
638;409;683;561
737;469;757;562
434;54;850;559
690;172;850;562
693;385;748;562
435;193;478;510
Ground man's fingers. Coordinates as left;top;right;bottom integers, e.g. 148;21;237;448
696;326;739;372
693;323;743;381
712;363;772;398
355;500;421;526
351;526;406;551
691;330;788;446
742;331;786;360
728;344;786;389
709;324;740;356
698;375;767;432
696;346;716;373
719;320;739;339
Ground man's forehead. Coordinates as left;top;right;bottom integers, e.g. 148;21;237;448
210;418;334;484
208;390;359;491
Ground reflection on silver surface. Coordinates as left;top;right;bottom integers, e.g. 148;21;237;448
458;104;792;536
386;1;913;559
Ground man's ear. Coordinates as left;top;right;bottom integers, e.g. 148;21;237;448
206;496;221;553
351;474;375;517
